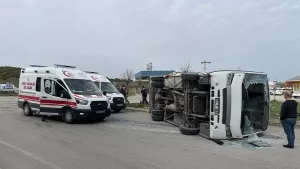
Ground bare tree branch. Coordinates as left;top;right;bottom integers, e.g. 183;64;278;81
180;62;192;73
120;68;135;87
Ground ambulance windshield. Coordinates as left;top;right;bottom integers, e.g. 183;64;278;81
101;82;119;93
64;79;101;95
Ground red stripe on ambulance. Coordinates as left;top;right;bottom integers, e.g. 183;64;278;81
40;100;77;107
19;95;76;107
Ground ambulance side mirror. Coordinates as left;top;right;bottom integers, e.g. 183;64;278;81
61;90;71;99
103;91;107;96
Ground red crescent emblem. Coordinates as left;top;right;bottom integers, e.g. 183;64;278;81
62;71;74;77
91;76;99;80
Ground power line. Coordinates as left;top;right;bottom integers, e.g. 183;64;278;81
201;60;211;73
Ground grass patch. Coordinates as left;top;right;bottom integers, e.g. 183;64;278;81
0;93;17;96
126;103;149;109
270;100;300;121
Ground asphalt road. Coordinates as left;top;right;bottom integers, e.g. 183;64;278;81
0;97;299;169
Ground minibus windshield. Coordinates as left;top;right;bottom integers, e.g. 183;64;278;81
241;73;269;134
64;79;102;95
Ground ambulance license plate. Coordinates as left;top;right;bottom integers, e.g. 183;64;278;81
117;104;123;106
96;110;105;114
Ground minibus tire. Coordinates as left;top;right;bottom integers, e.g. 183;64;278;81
64;109;75;124
23;103;32;116
179;125;200;135
150;81;165;88
181;73;199;81
150;76;165;82
151;114;164;121
151;110;164;116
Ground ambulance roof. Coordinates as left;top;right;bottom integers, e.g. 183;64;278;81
21;65;91;80
84;72;110;82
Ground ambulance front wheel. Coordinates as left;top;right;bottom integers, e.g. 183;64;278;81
23;103;33;116
64;109;75;124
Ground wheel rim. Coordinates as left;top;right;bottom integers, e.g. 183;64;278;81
24;105;29;115
65;112;72;122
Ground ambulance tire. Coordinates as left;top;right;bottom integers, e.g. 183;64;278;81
23;103;33;116
97;117;106;121
150;76;165;82
114;109;121;113
179;125;200;135
64;109;75;124
181;73;199;81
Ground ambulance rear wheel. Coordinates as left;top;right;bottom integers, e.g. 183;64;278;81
64;109;75;124
23;103;32;116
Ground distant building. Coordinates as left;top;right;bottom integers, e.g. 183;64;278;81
135;70;175;80
285;76;300;91
268;81;276;89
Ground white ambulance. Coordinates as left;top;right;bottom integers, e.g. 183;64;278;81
18;64;111;123
85;71;126;112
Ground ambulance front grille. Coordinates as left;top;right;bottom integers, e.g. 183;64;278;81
113;97;124;104
90;101;108;111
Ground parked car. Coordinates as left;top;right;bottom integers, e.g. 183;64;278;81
292;90;300;98
269;89;275;95
274;88;284;95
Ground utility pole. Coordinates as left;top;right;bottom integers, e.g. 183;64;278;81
201;60;211;73
146;62;152;71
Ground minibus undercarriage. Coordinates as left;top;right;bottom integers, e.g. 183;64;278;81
149;72;269;139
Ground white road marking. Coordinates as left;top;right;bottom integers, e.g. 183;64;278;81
0;139;61;169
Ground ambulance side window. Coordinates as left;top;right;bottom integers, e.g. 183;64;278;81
36;77;41;92
44;79;52;95
53;80;68;98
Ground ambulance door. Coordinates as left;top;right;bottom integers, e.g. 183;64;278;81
40;78;71;115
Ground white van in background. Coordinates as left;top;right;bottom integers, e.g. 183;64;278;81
18;64;111;123
85;71;126;112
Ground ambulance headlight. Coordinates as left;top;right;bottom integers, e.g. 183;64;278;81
76;99;88;105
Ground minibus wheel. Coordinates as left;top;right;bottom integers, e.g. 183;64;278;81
150;81;165;88
179;125;200;135
64;109;75;124
150;76;165;82
23;103;32;116
181;73;199;81
151;114;164;121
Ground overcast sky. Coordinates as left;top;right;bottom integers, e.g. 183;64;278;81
0;0;299;81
